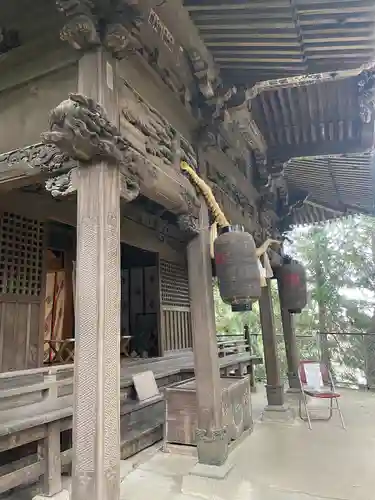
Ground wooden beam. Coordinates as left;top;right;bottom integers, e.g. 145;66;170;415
186;2;289;11
0;35;79;95
0;141;200;218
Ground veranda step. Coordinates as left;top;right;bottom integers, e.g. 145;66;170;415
120;420;164;460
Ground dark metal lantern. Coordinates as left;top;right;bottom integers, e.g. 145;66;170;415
214;225;261;307
278;258;307;313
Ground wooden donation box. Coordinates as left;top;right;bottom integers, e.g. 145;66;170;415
165;376;252;445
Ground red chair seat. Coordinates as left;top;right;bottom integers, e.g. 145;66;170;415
304;389;341;399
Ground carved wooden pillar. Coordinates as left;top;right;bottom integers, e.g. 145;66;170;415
41;48;132;500
278;281;300;391
72;161;121;500
259;280;284;407
187;200;228;467
71;50;121;500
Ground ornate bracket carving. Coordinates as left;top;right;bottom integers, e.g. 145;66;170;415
358;69;375;124
189;50;216;99
56;0;100;50
0;143;77;186
41;91;200;229
45;169;77;197
120;171;140;202
42;93;128;163
228;100;267;155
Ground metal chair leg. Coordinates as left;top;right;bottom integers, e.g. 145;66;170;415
335;397;346;430
299;393;312;430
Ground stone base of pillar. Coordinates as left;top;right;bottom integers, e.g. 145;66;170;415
287;372;300;391
286;387;301;394
182;460;233;497
265;384;284;406
261;404;295;423
284;387;302;406
196;427;229;467
33;490;70;500
189;459;233;480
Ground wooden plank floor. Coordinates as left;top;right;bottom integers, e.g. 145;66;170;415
120;351;262;384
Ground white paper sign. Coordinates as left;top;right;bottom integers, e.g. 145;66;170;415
304;363;323;390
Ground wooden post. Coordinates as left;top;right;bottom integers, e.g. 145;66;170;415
278;282;300;391
259;280;284;407
40;421;63;497
71;50;121;500
244;324;256;392
187;200;228;467
34;373;65;500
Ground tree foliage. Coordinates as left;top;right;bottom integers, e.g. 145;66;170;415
214;215;375;385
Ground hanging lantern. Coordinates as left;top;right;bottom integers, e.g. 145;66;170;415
232;302;252;312
214;225;261;308
278;258;307;313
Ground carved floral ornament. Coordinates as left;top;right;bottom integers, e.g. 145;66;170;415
0;143;76;173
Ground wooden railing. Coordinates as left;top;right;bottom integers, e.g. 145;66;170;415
162;306;192;353
0;365;73;496
217;334;249;358
216;327;260;389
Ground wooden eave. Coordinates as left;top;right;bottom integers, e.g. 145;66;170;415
250;69;373;161
286;150;375;218
184;0;375;86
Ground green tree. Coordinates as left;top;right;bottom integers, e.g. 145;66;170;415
213;214;375;386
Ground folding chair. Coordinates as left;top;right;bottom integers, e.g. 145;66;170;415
298;360;346;430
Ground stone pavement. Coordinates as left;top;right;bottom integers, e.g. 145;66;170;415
5;386;375;500
114;387;375;500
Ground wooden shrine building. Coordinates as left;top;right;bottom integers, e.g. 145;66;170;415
0;1;374;499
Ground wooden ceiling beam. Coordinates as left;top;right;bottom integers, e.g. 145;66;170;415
195;22;295;30
191;11;292;21
308;51;374;59
300;14;373;24
215;56;304;63
303;25;375;34
211;49;304;56
305;43;375;51
298;4;375;15
304;36;375;43
203;32;298;39
219;64;306;70
206;41;300;47
186;2;291;12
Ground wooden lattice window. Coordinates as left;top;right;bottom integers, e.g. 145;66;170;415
0;212;44;296
160;260;190;308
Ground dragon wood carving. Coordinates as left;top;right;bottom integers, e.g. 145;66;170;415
41;92;200;231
